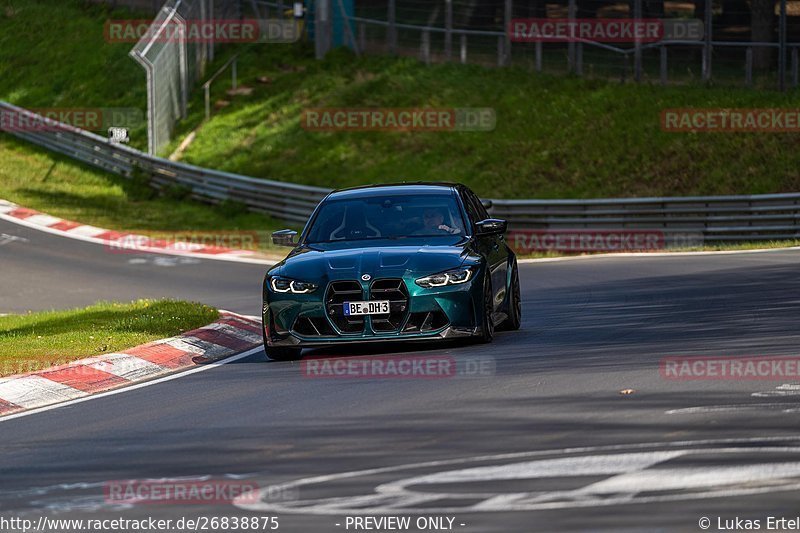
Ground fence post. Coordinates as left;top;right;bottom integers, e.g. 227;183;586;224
497;35;504;66
792;47;798;88
576;43;583;76
779;0;787;91
503;0;512;66
421;30;431;64
745;47;753;87
445;0;453;61
702;0;712;81
204;85;211;122
567;0;576;72
460;34;467;64
208;0;214;61
315;0;331;59
231;56;237;90
633;0;642;82
388;0;397;55
536;41;542;72
359;22;366;53
660;45;667;85
278;0;284;16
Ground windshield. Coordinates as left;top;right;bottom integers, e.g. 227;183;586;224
304;193;466;243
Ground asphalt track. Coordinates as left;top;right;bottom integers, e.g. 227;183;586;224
2;216;800;532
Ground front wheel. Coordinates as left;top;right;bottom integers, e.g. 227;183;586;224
262;317;303;361
478;272;494;343
498;259;521;331
264;345;303;361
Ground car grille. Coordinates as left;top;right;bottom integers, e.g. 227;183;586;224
325;280;365;333
311;278;434;337
369;278;409;332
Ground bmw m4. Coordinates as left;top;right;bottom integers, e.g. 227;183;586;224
261;183;521;360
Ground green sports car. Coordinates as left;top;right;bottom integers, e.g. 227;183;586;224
261;183;521;361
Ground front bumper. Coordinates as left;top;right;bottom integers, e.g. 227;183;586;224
263;275;481;347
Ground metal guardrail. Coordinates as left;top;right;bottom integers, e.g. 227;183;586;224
0;102;328;225
2;100;800;241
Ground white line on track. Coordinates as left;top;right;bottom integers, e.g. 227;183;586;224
0;345;264;424
0;211;280;266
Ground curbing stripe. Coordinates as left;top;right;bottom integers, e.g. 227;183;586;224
122;343;195;369
87;353;165;381
218;316;263;335
49;220;82;231
8;207;38;219
68;225;108;238
23;214;61;226
39;366;128;393
201;322;263;344
0;398;22;415
0;312;264;417
0;375;88;409
0;198;282;265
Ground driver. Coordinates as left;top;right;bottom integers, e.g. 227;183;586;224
414;207;460;235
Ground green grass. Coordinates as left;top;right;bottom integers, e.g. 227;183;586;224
0;134;287;239
0;0;288;238
0;0;148;149
170;44;800;200
2;0;800;245
0;299;219;377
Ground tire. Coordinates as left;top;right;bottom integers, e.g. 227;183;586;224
265;346;303;361
498;259;522;331
478;272;495;343
262;314;303;361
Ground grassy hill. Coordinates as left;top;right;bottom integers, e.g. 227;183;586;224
0;0;799;234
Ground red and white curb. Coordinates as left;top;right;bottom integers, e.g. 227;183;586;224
0;199;276;264
0;311;263;417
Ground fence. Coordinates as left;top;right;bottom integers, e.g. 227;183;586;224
128;0;263;155
333;0;800;90
3;101;800;242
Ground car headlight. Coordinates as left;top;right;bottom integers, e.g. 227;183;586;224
269;276;318;294
415;267;473;288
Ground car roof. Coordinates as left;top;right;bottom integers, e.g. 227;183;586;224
327;182;461;200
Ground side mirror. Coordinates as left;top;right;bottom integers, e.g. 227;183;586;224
272;229;298;247
475;218;507;236
481;199;493;209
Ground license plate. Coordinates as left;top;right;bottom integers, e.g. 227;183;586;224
343;300;390;316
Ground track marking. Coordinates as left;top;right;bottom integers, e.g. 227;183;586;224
236;440;800;514
0;346;263;424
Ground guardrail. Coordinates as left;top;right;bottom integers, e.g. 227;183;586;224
2;100;800;241
0;102;328;225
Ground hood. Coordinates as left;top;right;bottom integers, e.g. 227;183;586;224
272;237;471;281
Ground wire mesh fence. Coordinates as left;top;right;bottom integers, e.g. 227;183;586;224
342;0;800;90
128;0;257;154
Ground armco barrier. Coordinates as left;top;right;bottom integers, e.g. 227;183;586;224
2;101;799;241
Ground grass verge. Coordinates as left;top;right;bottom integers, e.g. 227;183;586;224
0;134;286;233
0;299;219;377
171;44;800;200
